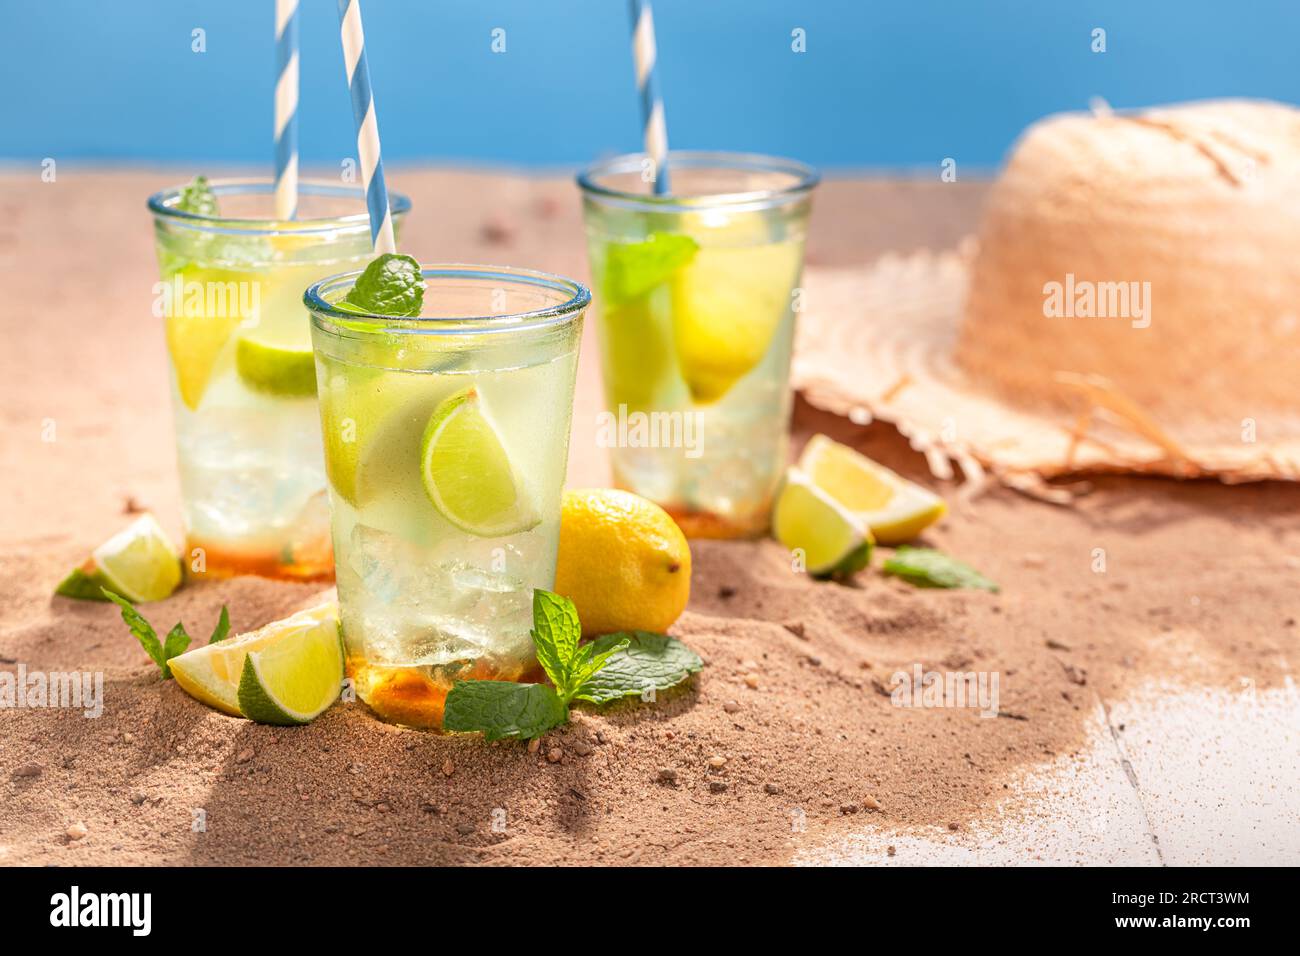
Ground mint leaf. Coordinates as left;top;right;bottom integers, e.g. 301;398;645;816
208;606;230;644
161;623;192;675
573;632;703;705
341;253;425;317
567;634;631;693
602;233;698;305
102;590;166;676
442;681;568;741
882;547;999;592
531;590;581;693
177;175;218;217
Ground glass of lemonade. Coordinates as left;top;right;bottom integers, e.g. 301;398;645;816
578;152;818;538
148;180;411;581
305;264;589;728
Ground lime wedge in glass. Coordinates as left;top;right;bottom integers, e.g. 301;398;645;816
318;366;393;507
772;468;873;578
235;321;317;397
420;385;540;537
55;513;182;603
321;368;453;519
235;606;345;725
598;234;697;413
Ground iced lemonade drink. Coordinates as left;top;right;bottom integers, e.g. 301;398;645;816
578;152;818;538
305;263;588;728
148;180;410;581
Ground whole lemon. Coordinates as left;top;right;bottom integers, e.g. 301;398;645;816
554;489;692;637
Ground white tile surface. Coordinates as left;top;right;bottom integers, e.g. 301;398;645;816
795;681;1300;866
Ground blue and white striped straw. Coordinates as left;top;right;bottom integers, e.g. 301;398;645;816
273;0;299;220
337;0;396;255
629;0;671;195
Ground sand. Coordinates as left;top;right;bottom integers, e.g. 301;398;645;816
1;169;1297;866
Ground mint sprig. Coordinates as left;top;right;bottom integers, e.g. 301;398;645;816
338;253;425;317
176;175;219;217
882;547;999;592
102;589;230;678
443;590;701;741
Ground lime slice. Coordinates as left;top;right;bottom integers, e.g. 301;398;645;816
798;435;947;545
162;266;255;411
55;513;182;603
170;604;337;716
235;325;317;396
669;240;803;404
235;606;345;725
318;364;453;512
773;469;873;578
318;366;377;506
420;386;540;537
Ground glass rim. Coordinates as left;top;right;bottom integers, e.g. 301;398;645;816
305;263;591;337
147;177;412;235
576;150;820;211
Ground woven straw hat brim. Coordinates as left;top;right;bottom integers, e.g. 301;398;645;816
792;250;1300;497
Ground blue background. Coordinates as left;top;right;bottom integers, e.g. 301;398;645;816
3;0;1298;170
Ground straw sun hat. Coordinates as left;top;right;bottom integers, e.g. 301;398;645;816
793;99;1300;501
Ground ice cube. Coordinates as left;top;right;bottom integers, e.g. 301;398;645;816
342;524;536;668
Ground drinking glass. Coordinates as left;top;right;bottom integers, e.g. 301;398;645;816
578;152;818;538
148;179;411;580
305;264;589;728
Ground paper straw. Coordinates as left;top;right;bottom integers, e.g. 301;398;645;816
273;0;299;220
337;0;396;254
629;0;671;195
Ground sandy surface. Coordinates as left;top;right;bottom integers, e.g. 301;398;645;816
1;168;1297;866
